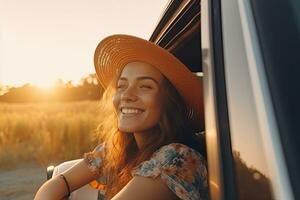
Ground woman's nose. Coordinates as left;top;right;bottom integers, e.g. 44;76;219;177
121;87;138;102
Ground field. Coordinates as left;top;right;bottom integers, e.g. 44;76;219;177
0;101;103;199
0;101;101;168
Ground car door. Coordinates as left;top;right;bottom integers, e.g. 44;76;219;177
152;0;300;199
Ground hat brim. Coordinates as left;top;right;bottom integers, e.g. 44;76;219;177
94;34;204;131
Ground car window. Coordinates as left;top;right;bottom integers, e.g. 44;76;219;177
250;0;300;199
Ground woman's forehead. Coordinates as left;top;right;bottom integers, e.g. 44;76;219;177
119;62;163;81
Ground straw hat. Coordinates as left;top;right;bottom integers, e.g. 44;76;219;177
94;34;204;132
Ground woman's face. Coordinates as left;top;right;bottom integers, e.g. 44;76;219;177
113;61;163;133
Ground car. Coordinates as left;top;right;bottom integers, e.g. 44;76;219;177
48;0;300;199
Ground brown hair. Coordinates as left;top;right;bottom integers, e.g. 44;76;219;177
96;75;204;199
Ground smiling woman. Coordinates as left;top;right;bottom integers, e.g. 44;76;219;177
34;35;208;200
113;62;163;136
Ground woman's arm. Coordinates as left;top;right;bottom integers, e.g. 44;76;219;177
34;159;97;200
111;176;179;200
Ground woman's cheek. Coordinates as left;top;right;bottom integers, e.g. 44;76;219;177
112;93;120;111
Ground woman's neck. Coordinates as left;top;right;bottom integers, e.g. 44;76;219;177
133;132;151;150
133;126;160;150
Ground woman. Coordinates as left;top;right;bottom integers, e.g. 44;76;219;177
34;34;208;200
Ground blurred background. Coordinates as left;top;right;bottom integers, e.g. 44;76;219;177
0;0;167;199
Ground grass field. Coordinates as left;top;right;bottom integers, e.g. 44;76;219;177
0;101;101;168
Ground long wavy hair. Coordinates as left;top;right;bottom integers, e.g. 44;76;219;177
96;74;205;199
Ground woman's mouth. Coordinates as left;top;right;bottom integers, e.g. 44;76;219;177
120;107;144;115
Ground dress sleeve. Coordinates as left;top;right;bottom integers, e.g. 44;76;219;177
131;143;208;200
83;143;105;177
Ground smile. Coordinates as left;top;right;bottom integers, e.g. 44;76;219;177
121;107;144;114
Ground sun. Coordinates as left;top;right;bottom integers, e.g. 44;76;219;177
31;78;56;90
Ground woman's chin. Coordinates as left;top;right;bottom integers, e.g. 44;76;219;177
118;126;137;133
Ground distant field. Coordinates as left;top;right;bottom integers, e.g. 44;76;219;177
0;101;101;168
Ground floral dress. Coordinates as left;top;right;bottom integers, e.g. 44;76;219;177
84;143;209;200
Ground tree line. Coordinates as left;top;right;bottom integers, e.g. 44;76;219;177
0;74;104;103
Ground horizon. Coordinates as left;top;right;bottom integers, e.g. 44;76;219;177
0;73;95;88
0;73;99;96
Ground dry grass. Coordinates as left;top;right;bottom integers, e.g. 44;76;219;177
0;101;101;168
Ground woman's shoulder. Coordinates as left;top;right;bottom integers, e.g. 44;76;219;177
83;143;106;176
152;143;206;164
132;143;208;200
132;142;207;177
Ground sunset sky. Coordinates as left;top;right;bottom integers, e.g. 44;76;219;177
0;0;167;88
0;0;272;177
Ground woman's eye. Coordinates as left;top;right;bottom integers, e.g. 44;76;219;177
140;85;152;89
117;84;126;89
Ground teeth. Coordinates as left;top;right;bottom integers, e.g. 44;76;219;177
121;108;143;114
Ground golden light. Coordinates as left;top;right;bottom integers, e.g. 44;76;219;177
1;0;168;90
31;78;56;90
